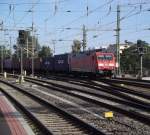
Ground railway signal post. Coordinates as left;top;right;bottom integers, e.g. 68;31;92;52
18;30;26;83
0;21;4;73
137;40;147;79
82;24;87;51
0;45;4;73
115;5;121;77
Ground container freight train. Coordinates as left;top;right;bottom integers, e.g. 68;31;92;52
3;49;116;77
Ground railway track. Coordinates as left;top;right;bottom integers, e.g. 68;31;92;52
21;77;150;125
115;77;150;83
50;74;150;99
1;74;150;134
0;79;106;135
1;74;150;107
49;75;150;107
50;73;150;89
25;76;150;110
35;73;150;91
100;78;150;89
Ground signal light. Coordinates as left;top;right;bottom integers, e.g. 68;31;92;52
18;30;26;44
138;47;147;54
19;30;25;39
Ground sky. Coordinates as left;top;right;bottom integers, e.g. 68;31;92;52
0;0;150;54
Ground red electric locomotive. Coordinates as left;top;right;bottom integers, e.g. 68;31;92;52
70;49;115;77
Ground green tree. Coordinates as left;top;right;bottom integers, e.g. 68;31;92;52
38;46;53;58
120;40;150;75
72;39;81;53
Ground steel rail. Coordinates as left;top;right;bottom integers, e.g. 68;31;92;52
0;79;106;135
25;76;150;110
1;73;149;107
24;77;150;126
101;78;150;89
0;87;53;135
99;79;150;99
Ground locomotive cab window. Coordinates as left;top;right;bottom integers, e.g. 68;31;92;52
97;55;113;60
97;55;105;60
105;55;113;60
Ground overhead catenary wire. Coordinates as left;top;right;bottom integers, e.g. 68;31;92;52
43;0;149;43
44;0;115;47
43;0;71;24
0;0;71;5
45;1;150;51
1;0;150;54
90;5;148;39
13;0;41;28
86;4;150;44
49;0;115;35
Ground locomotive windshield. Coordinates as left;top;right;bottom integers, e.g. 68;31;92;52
105;55;113;60
97;55;113;60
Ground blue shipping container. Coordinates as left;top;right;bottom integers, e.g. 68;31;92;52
54;54;70;72
41;57;54;71
4;59;12;70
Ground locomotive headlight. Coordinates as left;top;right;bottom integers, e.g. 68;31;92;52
98;63;104;66
109;63;114;66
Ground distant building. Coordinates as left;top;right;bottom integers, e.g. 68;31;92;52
107;43;133;54
87;46;107;52
120;44;131;54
